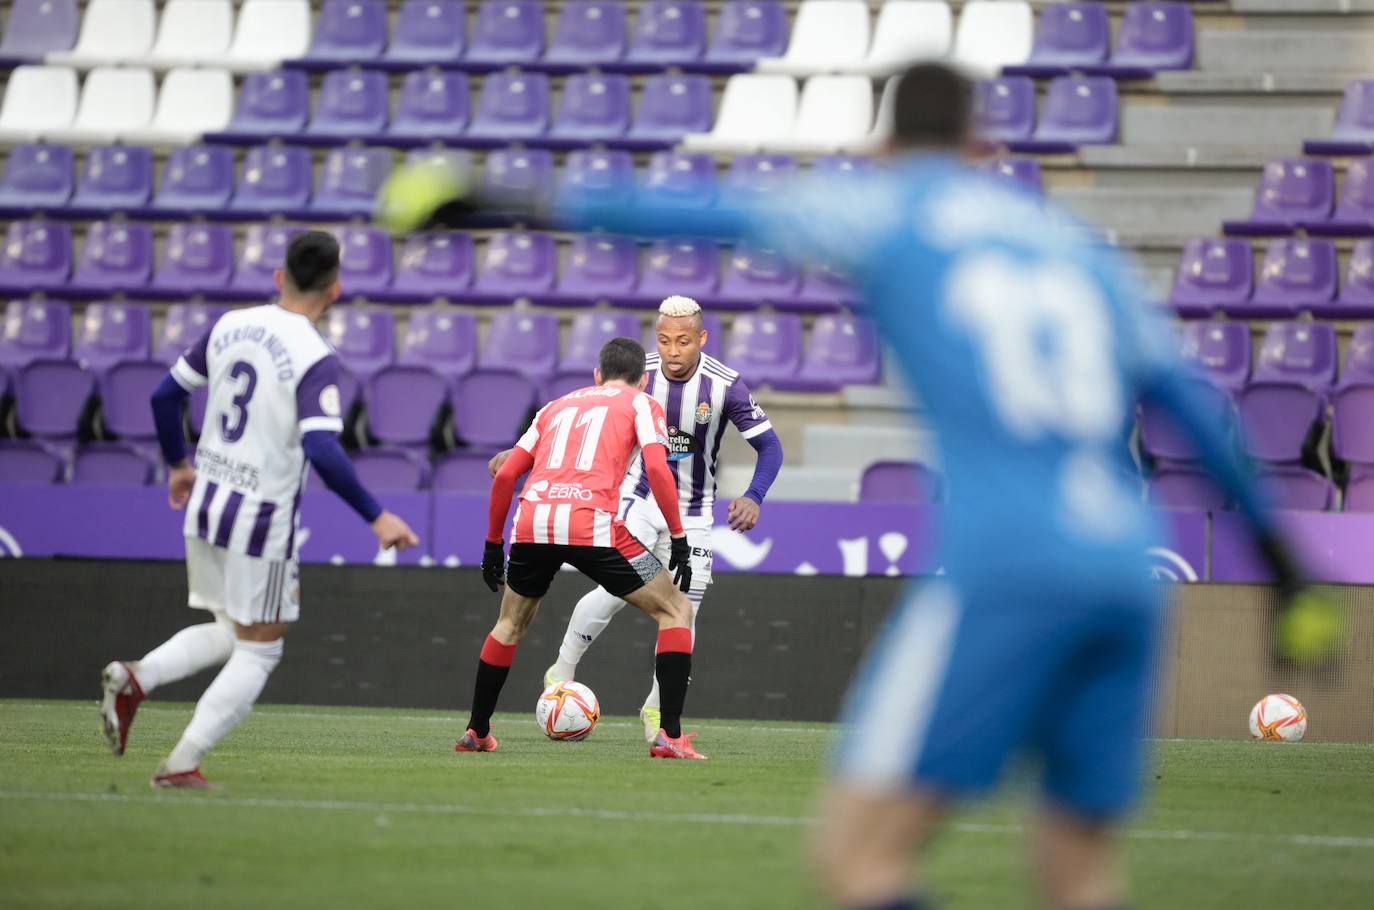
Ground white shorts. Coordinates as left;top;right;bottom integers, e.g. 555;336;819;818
621;495;712;591
185;536;300;626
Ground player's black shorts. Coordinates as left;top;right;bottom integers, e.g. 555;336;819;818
507;543;662;600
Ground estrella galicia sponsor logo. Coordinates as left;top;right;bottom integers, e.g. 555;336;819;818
1146;547;1199;582
0;525;22;557
665;427;701;462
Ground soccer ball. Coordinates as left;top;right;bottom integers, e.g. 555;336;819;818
536;681;600;741
1249;693;1307;742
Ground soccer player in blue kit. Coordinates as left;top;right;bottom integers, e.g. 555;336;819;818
377;62;1340;910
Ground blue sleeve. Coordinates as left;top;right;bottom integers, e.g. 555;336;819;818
302;431;383;524
742;429;783;506
150;373;190;466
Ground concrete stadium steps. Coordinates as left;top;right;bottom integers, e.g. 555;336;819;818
1081;105;1336;172
1049;186;1255;250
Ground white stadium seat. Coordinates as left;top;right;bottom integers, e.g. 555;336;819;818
953;0;1033;78
846;76;899;154
765;75;874;155
849;1;954;76
756;0;871;77
47;66;155;144
215;0;311;73
0;65;79;143
682;74;799;154
47;0;156;69
123;68;234;146
135;0;235;69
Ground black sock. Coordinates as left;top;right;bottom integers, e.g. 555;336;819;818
655;651;691;738
467;635;516;738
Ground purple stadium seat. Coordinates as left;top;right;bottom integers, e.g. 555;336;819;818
384;0;466;66
973;76;1036;145
544;367;592;401
151;145;235;215
1250;238;1338;313
398;308;478;383
543;1;628;70
1307;157;1374;237
224;223;304;300
641;150;717;208
352;447;431;491
1086;2;1194;79
0;0;78;66
723;312;802;388
147;224;235;299
0;143;73;212
387;70;470;143
781;261;858;313
859;461;941;504
0;439;65;484
209;71;310;143
537;234;639;307
1253;321;1338;391
227;145;312;217
1256;465;1335;511
310;147;394;219
69;145;153;214
0;299;71;389
560;311;642;370
15;358;92;439
718;243;798;310
559;148;636;208
541;72;631;148
156;303;228;365
624;236;720;309
1140;378;1232;461
980;156;1043;195
303;69;389;142
478;310;558;378
451;368;539;448
382;230;476;303
366;364;448;446
333;225;394;298
1008;76;1117;153
777;314;880;391
0;220;72;294
465;0;544;68
74;301;151;374
302;0;387;65
1306;81;1374;156
622;1;707;69
99;359;165;438
1177;320;1250;393
723;153;798;200
1148;465;1226;511
480;147;557;210
810;154;876;179
1003;2;1109;78
463;70;551;146
73;441;155;486
1237;382;1322;463
1331;385;1374;465
1340;324;1374;388
1344;467;1374;512
69;222;154;296
469;232;558;303
1168;238;1253;316
703;0;787;72
1224;159;1335;237
326;307;395;380
432;449;497;493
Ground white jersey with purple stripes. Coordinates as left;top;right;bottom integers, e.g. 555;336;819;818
620;352;772;518
170;305;344;561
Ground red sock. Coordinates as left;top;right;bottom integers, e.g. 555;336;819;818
479;635;517;667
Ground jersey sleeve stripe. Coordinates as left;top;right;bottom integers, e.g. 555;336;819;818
171;357;208;391
740;420;773;440
299;416;344;434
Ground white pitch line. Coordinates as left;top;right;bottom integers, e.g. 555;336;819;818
1;790;1372;850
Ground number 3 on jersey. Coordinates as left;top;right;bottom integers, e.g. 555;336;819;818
544;406;609;472
219;360;258;443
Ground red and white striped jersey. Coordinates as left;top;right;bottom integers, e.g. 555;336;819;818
511;384;670;547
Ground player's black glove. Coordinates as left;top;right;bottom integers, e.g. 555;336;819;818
1256;529;1344;666
481;540;506;593
668;535;692;594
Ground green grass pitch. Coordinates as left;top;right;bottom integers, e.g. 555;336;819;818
2;699;1372;909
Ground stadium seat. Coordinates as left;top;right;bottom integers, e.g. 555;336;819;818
72;441;156;486
326;307;396;380
560;148;636;207
1237;381;1323;463
626;237;721;309
849;1;951;76
0;0;78;67
542;72;632;148
1250;238;1339;313
681;73;798;154
452;368;539;449
302;0;387;66
46;0;154;68
432;450;498;493
778;314;881;391
973;76;1036;146
133;0;232;69
68;222;154;297
723;154;798;200
116;67;228;146
147;224;236;299
384;0;466;66
383;229;476;303
155;303;229;364
0;439;66;484
479;147;555;213
757;0;870;77
849;75;898;153
310;147;394;219
1340;324;1374;387
99;359;165;438
561;312;643;370
303;69;390;143
1343;467;1374;512
783;261;859;313
387;70;470;144
224;223;305;300
210;70;310;143
765;75;873;155
811;154;876;178
0;220;71;294
333;225;394;298
470;232;558;304
366;365;448;447
723;312;803;388
0;65;78;142
68;145;153;215
717;243;798;310
398;308;478;383
465;0;544;69
478;311;559;379
1253;321;1338;391
642;311;723;358
15;358;92;439
1224;159;1335;237
703;0;788;72
622;74;714;151
228;145;313;217
1009;76;1118;153
351;447;431;491
0;143;74;213
74;300;151;374
48;66;155;144
622;1;707;69
980;157;1043;195
216;0;311;73
537;234;639;307
543;0;628;70
1305;80;1374;156
1140;378;1232;462
1256;465;1336;511
1332;387;1374;467
0;299;72;382
1307;157;1374;237
1169;238;1254;316
1177;320;1251;393
1147;465;1226;511
642;150;717;209
1086;2;1194;80
1336;240;1374;310
953;0;1034;78
152;145;236;215
858;460;942;504
463;70;551;146
1003;1;1108;78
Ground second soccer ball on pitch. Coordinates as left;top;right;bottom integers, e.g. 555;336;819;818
1249;694;1307;742
536;681;600;742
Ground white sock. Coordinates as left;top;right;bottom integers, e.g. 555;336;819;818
551;586;628;681
136;613;235;694
165;638;282;773
643;587;704;710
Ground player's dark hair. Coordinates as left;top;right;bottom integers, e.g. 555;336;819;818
598;337;647;384
284;231;341;295
891;62;974;151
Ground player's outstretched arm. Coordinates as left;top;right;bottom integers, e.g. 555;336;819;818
302;431;418;551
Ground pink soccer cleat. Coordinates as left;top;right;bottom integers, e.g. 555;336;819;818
454;728;499;753
649;729;708;761
151;765;220;791
100;661;145;757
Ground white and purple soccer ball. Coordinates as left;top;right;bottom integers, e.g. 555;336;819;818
1249;693;1308;742
536;681;600;741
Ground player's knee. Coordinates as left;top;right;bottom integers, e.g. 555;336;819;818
663;591;692;627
